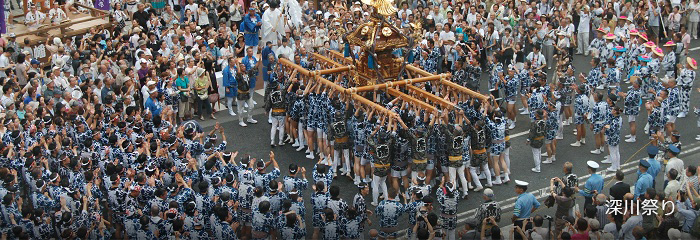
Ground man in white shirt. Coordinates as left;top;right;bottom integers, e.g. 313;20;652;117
24;4;47;29
141;80;157;107
51;67;69;90
48;4;68;25
431;6;444;25
275;37;294;60
158;42;171;59
1;90;14;109
398;2;412;18
664;168;681;196
526;45;547;71
466;7;478;26
438;24;455;43
577;7;592;55
0;50;12;78
134;40;152;60
184;0;199;20
559;18;575;37
665;146;684;183
261;1;285;51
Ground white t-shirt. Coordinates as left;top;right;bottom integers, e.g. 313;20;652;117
141;85;151;107
275;45;294;60
25;11;46;26
53;76;69;90
48;8;67;23
0;55;9;78
398;9;412;17
185;3;199;19
562;23;575;37
439;31;455;42
1;94;14;108
526;52;546;68
578;12;591;33
466;13;477;26
671;0;682;8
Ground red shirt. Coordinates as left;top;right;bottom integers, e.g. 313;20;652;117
571;232;589;240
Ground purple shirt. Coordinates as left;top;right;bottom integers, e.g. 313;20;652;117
138;67;149;82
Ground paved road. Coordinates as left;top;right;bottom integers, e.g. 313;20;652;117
195;41;700;237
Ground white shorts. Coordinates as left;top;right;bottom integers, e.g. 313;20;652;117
306;126;315;131
667;116;677;123
507;100;516;104
360;157;369;165
316;129;326;139
440;166;449;173
628;115;636;122
391;169;408;177
426;162;435;170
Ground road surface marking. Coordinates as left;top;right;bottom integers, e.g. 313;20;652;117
255;89;266;96
511;130;530;138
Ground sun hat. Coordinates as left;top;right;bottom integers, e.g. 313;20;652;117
688;57;698;69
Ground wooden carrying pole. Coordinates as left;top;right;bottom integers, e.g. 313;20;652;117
386;88;437;112
404;65;488;101
279;58;311;76
441;80;489;101
314;75;348;93
350;93;400;119
347;74;446;93
406;65;433;77
405;85;456;108
318;66;352;75
311;53;345;67
328;50;353;65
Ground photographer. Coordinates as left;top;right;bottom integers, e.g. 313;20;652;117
474;188;501;236
550;177;575;237
527;215;551;239
478;217;503;240
412;212;436;240
458;218;480;240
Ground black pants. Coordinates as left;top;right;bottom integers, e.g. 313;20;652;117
584;196;593;209
196;96;212;116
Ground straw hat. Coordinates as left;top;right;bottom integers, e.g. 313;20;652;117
595;27;607;33
688;57;697;69
652;47;664;57
629;29;639;35
643;41;656;48
618;15;632;21
604;33;616;40
663;41;676;47
638;33;648;41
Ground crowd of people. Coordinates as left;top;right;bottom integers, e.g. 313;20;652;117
0;0;698;238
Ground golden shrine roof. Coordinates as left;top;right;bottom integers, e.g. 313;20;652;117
345;17;408;52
